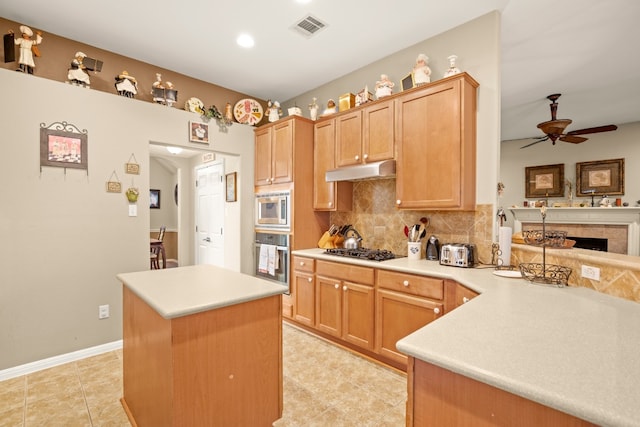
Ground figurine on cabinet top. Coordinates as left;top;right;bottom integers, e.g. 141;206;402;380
114;71;138;98
444;54;461;77
309;97;319;121
67;51;91;87
322;99;337;116
8;25;43;74
413;54;431;86
375;74;394;99
267;100;282;122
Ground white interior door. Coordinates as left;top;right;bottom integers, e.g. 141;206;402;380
195;160;225;267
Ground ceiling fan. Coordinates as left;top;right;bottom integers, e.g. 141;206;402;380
521;94;618;149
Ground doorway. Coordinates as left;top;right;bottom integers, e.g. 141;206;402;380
195;160;226;267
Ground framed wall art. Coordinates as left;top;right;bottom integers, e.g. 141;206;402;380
150;189;161;209
189;121;209;143
225;172;237;202
576;158;624;197
40;121;88;171
525;163;564;198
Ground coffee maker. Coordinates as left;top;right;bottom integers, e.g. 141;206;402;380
426;235;440;260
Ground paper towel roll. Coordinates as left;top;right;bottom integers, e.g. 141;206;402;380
498;226;512;267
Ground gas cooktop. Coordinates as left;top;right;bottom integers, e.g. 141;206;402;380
324;247;399;261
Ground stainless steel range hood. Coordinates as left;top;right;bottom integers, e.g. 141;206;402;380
325;159;396;182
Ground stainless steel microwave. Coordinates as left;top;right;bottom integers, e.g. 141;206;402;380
255;191;290;230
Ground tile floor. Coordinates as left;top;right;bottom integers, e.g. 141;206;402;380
0;323;406;426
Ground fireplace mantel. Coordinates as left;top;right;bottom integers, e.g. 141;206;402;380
509;207;640;255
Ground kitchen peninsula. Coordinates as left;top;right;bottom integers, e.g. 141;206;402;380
117;265;287;427
292;248;640;427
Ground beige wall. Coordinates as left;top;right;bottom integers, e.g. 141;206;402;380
0;69;255;370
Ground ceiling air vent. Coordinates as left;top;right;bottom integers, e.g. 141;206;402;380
291;15;328;38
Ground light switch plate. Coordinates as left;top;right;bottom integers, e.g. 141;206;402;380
129;204;137;217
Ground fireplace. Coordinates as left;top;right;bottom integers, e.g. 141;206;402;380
509;207;640;255
567;236;608;252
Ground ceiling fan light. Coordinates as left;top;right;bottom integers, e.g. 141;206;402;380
166;146;183;155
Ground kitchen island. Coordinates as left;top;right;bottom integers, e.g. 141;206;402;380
293;248;640;427
117;264;287;427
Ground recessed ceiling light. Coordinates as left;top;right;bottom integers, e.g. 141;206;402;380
166;146;183;155
296;0;312;3
236;33;255;48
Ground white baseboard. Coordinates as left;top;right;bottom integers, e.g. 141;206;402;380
0;340;123;382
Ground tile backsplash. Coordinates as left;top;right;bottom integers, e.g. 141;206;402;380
328;179;494;263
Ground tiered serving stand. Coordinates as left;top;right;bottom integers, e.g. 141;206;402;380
518;207;572;287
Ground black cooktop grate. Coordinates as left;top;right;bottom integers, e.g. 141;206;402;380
324;247;398;261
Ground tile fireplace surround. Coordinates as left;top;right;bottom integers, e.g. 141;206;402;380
510;207;640;302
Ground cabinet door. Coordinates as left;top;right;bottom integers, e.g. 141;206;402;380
336;111;363;167
375;289;443;365
315;275;342;337
314;120;337;210
363;99;395;163
395;75;476;210
342;282;375;351
293;271;315;326
254;126;273;186
271;120;294;184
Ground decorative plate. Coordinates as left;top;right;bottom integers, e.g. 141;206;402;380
493;270;523;278
233;99;263;125
185;97;205;114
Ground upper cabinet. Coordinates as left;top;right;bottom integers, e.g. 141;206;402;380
255;118;298;187
314;119;353;211
395;73;478;210
335;99;395;167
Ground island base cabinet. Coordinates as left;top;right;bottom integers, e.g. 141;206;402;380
121;286;282;427
406;358;597;427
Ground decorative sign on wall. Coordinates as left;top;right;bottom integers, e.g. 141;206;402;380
125;153;140;174
40;121;88;173
106;170;122;193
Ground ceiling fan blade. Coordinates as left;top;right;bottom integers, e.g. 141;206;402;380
559;135;588;144
520;136;549;149
566;124;618;136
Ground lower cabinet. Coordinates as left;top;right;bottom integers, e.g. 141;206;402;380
315;261;375;351
375;270;444;365
292;256;315;326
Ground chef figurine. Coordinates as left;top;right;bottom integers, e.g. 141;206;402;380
374;74;394;99
9;25;43;74
114;70;138;98
322;99;337;116
267;100;282;122
413;54;431;85
67;51;91;87
444;54;461;77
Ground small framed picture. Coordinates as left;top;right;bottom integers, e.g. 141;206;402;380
401;73;415;91
150;189;161;209
225;172;237;202
40;125;88;170
576;158;624;197
189;121;209;143
525;163;565;198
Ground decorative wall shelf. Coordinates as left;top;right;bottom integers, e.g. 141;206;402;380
510;207;640;256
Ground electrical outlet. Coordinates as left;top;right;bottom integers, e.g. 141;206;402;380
581;265;600;281
99;304;110;319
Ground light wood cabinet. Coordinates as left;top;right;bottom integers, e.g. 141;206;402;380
292;256;315;326
255;116;315;187
406;358;597;427
375;270;444;365
313;119;353;211
444;280;480;313
395;73;478;210
315;260;375;350
335;99;395;167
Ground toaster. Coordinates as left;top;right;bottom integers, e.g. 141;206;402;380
439;243;477;268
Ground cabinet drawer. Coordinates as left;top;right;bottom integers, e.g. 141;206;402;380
316;260;374;285
293;256;315;273
377;270;444;300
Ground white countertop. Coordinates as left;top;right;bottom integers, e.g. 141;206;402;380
293;248;640;427
116;264;287;319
